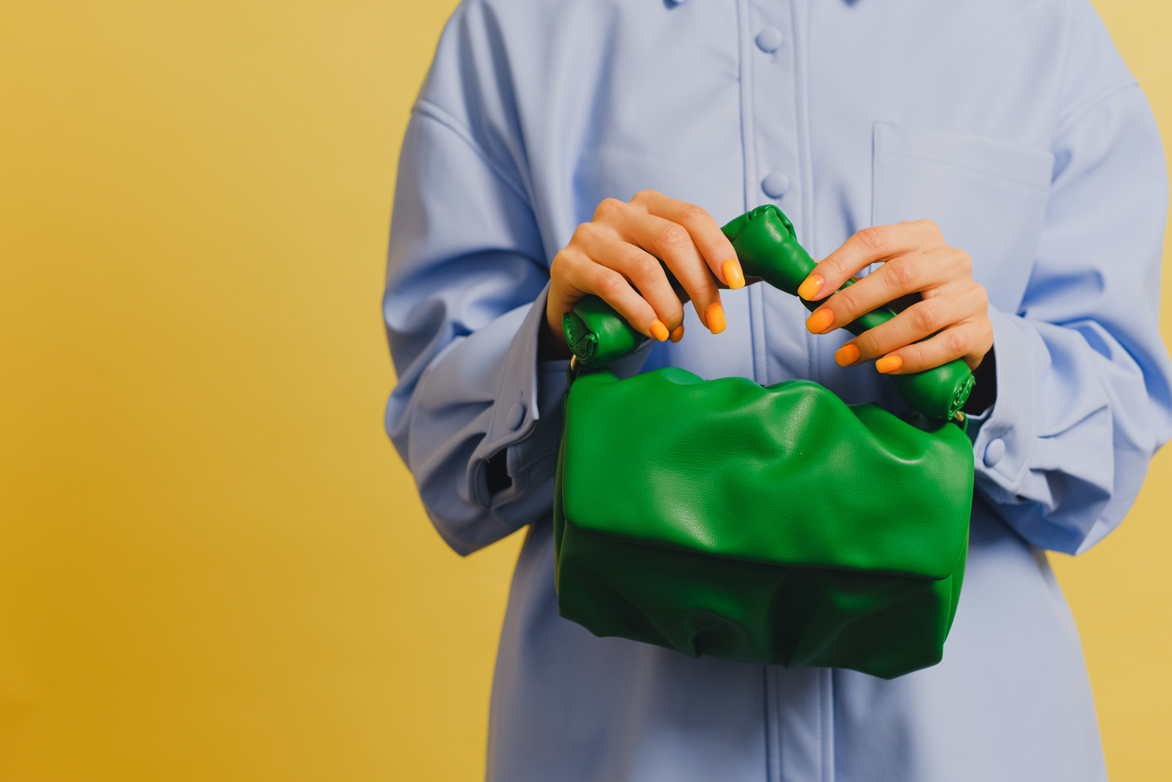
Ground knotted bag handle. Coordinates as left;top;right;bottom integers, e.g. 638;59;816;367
563;205;974;422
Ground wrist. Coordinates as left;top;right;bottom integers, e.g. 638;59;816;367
539;310;573;362
963;346;997;415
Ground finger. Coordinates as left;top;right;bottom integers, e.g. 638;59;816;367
803;247;962;334
872;319;993;374
840;285;989;361
576;225;686;337
611;205;725;333
557;246;671;341
799;220;944;301
637;191;745;290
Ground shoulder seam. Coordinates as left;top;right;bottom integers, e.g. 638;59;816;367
412;98;532;208
1054;78;1140;137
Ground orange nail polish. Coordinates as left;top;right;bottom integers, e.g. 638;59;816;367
797;274;823;300
722;258;745;290
835;344;860;366
650;319;670;342
876;355;904;374
669;324;685;343
705;303;726;334
805;308;835;334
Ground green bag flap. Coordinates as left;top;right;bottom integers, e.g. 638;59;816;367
562;368;974;579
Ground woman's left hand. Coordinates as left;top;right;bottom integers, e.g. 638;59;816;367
798;220;993;373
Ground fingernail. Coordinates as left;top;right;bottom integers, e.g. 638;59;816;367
705;303;726;334
722;258;745;290
875;355;904;374
650;319;670;342
797;274;823;300
805;308;835;334
834;344;860;366
669;324;684;343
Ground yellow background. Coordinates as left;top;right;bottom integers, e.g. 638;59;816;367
0;1;1168;779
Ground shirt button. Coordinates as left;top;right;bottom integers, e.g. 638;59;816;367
756;27;783;53
506;402;527;431
983;438;1006;467
761;171;790;199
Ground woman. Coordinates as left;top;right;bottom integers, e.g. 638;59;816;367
384;0;1172;779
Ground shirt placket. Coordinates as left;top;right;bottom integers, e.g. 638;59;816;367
742;1;835;781
743;0;821;390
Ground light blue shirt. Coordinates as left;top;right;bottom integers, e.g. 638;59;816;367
384;1;1172;779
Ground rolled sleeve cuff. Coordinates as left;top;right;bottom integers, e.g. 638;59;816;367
466;281;570;518
970;306;1041;500
480;282;563;453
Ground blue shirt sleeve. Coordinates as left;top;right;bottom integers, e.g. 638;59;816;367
383;100;566;555
971;77;1172;554
383;2;664;556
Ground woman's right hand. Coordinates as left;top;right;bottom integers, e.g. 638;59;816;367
543;190;745;357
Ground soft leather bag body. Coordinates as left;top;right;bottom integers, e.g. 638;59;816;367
552;206;976;679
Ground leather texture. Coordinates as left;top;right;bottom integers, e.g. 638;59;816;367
554;207;977;678
562;371;973;579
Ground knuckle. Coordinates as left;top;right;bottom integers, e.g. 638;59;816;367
620;249;659;283
918;219;943;240
594;269;625;299
632;189;660;204
593;198;622;221
833;287;858;314
941;329;967;357
912;300;940;332
550;249;568;277
857;226;887;252
886;257;916;290
656;222;690;251
677;202;708;224
572;221;597;244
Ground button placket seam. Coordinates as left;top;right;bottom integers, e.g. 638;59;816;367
785;0;818;388
737;0;769;387
791;2;834;779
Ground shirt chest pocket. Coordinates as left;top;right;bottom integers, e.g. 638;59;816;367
871;122;1055;314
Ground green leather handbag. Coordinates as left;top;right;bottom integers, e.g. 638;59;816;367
553;205;976;679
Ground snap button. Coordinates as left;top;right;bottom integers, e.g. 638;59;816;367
983;437;1006;467
756;27;783;53
506;402;527;431
761;171;790;199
